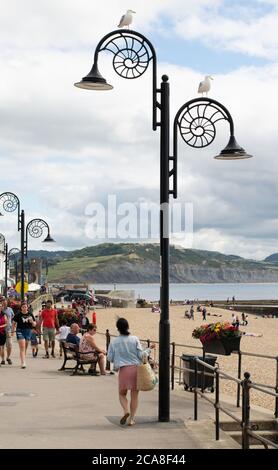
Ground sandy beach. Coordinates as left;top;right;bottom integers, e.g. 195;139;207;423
94;304;277;412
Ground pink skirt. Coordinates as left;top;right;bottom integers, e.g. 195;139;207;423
118;365;137;392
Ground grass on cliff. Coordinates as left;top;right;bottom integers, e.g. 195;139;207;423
47;254;122;281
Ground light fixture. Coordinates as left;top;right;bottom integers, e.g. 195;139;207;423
42;234;55;243
214;135;253;160
74;62;113;91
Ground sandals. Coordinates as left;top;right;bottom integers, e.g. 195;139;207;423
120;413;130;425
128;419;136;426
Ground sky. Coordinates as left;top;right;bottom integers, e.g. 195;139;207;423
0;0;278;260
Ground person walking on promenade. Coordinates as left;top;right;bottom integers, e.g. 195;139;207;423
39;300;59;358
11;302;36;369
202;306;207;321
1;299;14;364
0;300;7;365
107;318;154;427
189;305;194;320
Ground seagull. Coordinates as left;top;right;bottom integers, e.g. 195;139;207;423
118;10;136;28
198;75;213;96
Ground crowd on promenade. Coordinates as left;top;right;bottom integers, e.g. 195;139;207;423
0;296;99;368
0;295;156;427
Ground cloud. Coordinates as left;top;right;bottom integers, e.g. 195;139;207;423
0;1;277;259
174;1;278;60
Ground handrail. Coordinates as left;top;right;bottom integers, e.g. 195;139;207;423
217;405;242;424
249;383;278;397
239;350;277;360
195;357;217;372
247;429;278;449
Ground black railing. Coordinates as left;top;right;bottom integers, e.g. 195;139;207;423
99;329;278;448
189;358;278;449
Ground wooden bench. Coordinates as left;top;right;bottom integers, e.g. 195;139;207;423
59;342;99;376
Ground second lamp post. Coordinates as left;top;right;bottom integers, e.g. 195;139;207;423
0;192;55;300
74;28;252;422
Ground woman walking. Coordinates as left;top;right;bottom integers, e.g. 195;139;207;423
107;318;154;426
11;302;36;368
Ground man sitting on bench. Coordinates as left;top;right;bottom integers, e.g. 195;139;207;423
66;323;81;346
79;323;108;375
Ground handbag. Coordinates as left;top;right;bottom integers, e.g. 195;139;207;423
137;356;158;391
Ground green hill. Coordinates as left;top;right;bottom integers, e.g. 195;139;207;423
41;243;278;284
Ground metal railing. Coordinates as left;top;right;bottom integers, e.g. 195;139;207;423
186;357;278;449
101;329;278;448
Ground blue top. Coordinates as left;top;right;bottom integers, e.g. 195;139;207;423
66;333;80;346
107;334;150;371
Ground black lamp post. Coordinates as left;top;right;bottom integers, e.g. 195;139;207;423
0;192;55;301
0;233;7;296
74;29;252;422
8;248;20;286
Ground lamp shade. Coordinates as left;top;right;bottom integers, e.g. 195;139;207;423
74;62;113;91
214;135;253;160
42;234;55;243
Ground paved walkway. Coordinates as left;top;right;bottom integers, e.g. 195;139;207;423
0;350;272;449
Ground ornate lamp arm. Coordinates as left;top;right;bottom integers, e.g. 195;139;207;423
25;219;51;255
75;29;159;131
172;97;251;198
0;192;21;230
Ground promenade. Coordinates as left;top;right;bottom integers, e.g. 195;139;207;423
0;351;241;449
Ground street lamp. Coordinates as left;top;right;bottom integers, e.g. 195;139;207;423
8;248;20;285
74;29;252;422
0;192;55;300
0;233;7;295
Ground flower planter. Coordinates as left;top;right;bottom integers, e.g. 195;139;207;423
202;336;241;356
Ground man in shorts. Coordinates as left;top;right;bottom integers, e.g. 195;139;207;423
40;300;59;358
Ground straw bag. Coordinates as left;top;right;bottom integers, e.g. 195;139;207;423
137;356;158;391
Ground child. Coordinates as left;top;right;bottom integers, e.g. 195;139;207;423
31;327;39;357
56;319;70;357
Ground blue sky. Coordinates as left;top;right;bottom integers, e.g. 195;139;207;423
0;0;278;259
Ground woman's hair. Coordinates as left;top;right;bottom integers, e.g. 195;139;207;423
88;323;97;331
116;317;130;336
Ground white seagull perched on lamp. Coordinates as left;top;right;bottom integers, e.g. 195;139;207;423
198;75;213;96
118;9;136;28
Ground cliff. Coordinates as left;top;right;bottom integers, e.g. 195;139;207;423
43;243;278;283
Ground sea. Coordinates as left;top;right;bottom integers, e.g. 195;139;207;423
90;282;278;301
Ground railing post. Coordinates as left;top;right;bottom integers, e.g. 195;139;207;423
201;349;205;393
215;367;220;440
194;358;198;421
275;356;278;418
179;356;182;385
147;339;150;348
237;351;242;408
171;342;175;390
242;372;251;449
105;329;111;371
